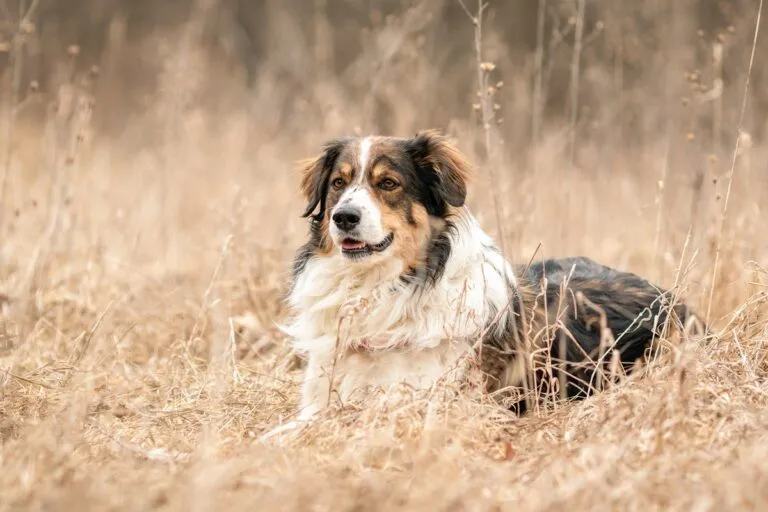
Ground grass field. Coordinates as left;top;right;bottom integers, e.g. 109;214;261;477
1;1;768;510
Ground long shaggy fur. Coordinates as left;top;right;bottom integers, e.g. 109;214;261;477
280;130;705;422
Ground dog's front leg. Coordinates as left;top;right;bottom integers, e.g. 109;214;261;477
259;354;331;444
297;353;332;420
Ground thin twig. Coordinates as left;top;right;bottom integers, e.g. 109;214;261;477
2;368;55;389
186;234;234;360
459;0;508;254
568;0;586;165
705;0;763;326
652;129;673;279
0;0;36;217
459;0;533;407
532;0;547;172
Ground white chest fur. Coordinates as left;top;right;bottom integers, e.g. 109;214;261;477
281;209;515;420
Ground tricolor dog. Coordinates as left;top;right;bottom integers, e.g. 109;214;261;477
275;130;703;431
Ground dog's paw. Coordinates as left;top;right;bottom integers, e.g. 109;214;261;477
258;420;306;444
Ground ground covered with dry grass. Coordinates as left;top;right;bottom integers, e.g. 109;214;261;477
2;1;768;510
0;224;766;512
1;120;767;511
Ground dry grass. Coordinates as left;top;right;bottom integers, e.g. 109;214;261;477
2;1;768;510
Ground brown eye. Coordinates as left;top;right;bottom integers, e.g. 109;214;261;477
331;178;345;190
378;178;399;191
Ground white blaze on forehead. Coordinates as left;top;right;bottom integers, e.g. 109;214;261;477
356;137;373;185
329;136;387;245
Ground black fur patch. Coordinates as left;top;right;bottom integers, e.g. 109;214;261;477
301;137;353;223
422;220;455;285
289;218;326;295
399;219;456;289
501;256;703;413
401;134;467;216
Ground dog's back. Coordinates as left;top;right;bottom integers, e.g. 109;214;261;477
488;256;706;412
285;131;708;423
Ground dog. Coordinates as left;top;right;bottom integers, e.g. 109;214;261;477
277;129;704;429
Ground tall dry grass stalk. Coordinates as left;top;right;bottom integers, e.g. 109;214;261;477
531;0;546;173
0;0;41;220
568;0;585;165
0;1;767;510
705;0;764;327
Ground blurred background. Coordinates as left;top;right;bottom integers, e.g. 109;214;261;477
1;4;768;508
1;0;767;329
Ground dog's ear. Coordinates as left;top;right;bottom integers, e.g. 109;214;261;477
299;137;350;221
404;129;472;215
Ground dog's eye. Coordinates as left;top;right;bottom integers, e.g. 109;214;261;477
331;178;345;190
378;178;399;191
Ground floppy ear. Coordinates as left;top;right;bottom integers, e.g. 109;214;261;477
404;129;472;215
298;137;350;221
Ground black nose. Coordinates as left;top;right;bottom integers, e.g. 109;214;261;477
332;207;361;231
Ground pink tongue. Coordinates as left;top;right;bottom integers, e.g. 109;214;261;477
342;239;366;250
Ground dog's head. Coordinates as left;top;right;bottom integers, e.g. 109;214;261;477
298;130;472;270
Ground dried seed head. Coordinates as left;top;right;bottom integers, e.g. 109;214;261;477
0;41;10;52
20;21;35;34
29;80;39;92
712;42;723;62
479;62;496;72
68;45;80;57
739;131;753;149
686;133;695;141
495;81;504;88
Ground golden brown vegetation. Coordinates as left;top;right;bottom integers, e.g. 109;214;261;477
1;1;767;510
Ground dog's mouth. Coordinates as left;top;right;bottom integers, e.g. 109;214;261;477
340;233;394;257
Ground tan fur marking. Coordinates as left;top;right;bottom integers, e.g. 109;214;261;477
338;162;353;180
315;216;334;256
398;203;432;269
417;129;473;187
370;162;394;182
298;155;322;202
370;192;431;270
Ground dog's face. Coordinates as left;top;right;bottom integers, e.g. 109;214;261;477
299;130;472;270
